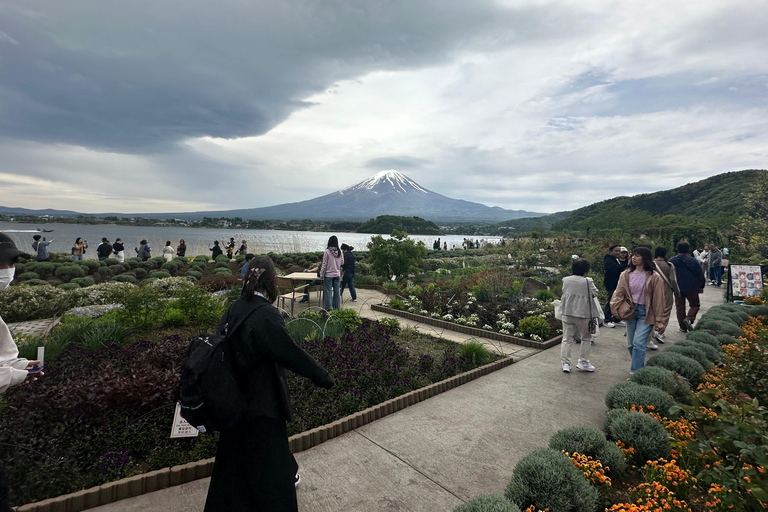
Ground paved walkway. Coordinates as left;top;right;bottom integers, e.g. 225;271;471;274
86;286;723;511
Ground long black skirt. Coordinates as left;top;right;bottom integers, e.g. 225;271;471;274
204;417;298;512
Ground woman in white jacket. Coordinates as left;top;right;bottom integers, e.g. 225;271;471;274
559;258;600;373
162;241;175;262
320;236;345;311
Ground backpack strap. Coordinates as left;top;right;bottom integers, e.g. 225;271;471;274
222;301;269;340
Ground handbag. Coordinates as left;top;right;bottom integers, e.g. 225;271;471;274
586;280;597;335
614;296;636;321
553;299;562;320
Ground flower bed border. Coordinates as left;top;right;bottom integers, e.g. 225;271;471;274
370;304;562;349
17;356;515;512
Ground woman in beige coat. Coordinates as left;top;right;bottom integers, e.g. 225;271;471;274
559;258;601;373
611;247;665;375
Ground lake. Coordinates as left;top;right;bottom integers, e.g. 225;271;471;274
0;222;501;260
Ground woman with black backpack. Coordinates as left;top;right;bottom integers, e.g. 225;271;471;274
203;257;334;512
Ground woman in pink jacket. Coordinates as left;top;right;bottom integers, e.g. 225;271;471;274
320;236;345;310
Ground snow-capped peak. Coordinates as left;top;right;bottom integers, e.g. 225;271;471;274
341;170;430;195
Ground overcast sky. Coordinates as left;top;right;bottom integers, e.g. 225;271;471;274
1;0;766;215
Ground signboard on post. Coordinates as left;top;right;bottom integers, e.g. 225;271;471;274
727;264;764;300
170;402;200;438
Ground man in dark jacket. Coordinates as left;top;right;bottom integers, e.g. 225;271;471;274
603;244;627;327
96;237;112;261
669;242;706;332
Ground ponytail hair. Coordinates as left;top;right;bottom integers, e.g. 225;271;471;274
241;257;277;303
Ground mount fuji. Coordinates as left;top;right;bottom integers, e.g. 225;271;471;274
182;170;543;223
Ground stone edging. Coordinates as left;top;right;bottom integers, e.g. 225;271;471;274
370;304;562;349
16;357;515;512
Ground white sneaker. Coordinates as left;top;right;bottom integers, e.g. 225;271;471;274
604;322;616;328
576;361;595;372
562;363;570;373
647;340;659;350
653;331;666;343
616;321;626;326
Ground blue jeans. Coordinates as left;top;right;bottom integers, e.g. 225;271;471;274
72;255;83;261
340;273;356;300
323;276;341;310
710;265;723;286
626;304;653;374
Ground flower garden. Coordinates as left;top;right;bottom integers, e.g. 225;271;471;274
0;251;504;507
454;302;768;512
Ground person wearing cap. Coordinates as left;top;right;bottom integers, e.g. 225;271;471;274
96;237;112;261
136;240;151;261
602;244;628;327
112;238;125;263
31;234;53;262
0;233;43;393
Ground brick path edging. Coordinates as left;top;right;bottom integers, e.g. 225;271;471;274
370;304;563;349
16;357;515;512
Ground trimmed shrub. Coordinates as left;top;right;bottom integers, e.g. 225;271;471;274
189;261;206;271
193;255;209;262
98;267;113;280
604;410;670;466
21;279;52;287
518;316;551;340
646;352;705;386
685;331;721;349
79;260;101;274
214;255;230;265
70;277;95;288
215;261;230;269
185;270;203;281
54;265;86;282
629;366;692;403
25;262;56;279
674;341;722;363
605;381;674;417
139;260;159;271
454;495;521;512
160;262;180;274
148;271;172;280
695;319;743;338
714;333;740;346
213;268;232;276
134;268;148;280
665;345;713;370
111;275;138;284
16;272;40;282
162;308;188;327
57;283;80;291
505;448;597;512
748;304;768;317
104;258;120;266
548;426;626;477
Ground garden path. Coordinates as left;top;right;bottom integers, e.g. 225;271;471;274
86;286;725;512
7;317;59;338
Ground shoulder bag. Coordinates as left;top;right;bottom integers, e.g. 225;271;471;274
586;279;597;335
613;274;636;321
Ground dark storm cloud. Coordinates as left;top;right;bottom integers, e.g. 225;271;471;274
0;1;579;152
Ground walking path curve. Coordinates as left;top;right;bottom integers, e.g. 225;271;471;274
80;286;724;511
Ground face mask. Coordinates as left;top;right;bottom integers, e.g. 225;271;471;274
0;267;15;290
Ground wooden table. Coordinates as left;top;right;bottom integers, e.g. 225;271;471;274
284;272;323;307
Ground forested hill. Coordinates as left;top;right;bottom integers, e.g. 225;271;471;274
550;169;767;232
355;215;442;235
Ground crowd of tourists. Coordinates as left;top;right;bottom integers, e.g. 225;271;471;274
559;241;724;377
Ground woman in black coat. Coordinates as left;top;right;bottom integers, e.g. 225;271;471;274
204;257;334;512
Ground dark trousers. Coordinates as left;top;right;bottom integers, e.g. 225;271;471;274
604;288;616;322
675;290;701;328
341;272;356;300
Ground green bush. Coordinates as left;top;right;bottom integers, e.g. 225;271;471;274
215;261;230;269
25;262;56;279
714;333;740;345
646;352;705;386
193;255;209;262
548;426;626;477
685;331;721;349
460;341;492;366
379;317;400;335
98;267;113;280
213;268;232;276
54;264;86;282
13;263;26;274
327;308;362;332
454;495;521;512
605;381;675;417
215;255;230;265
748;304;768;317
285;316;344;344
189;261;206;271
161;262;180;274
174;285;226;328
111;275;138;284
518;316;551;340
117;286;166;330
45;316;127;358
139;260;159;271
134;268;148;280
79;260;101;274
148;271;172;280
185;270;203;281
665;345;713;370
388;298;405;309
695;319;743;337
505;448;598;512
70;277;95;288
604;410;670;466
535;289;557;302
674;340;723;363
104;258;120;266
16;271;40;282
57;283;81;291
162;308;188;327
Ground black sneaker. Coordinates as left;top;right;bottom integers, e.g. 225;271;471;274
684;318;694;331
298;297;309;303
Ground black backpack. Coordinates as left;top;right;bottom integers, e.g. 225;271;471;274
178;302;265;433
